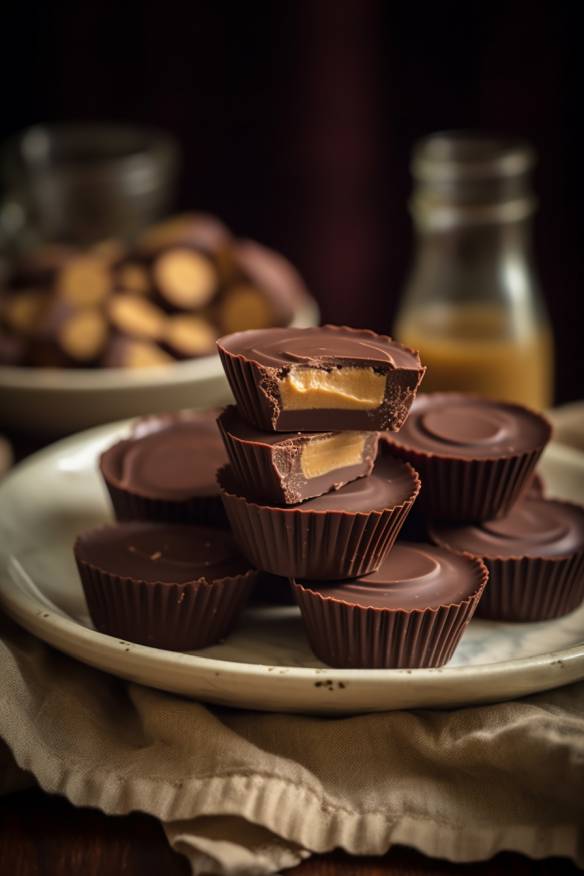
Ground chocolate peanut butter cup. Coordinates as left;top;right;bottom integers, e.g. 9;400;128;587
217;455;421;579
383;393;551;522
75;522;256;650
218;405;379;505
430;497;584;621
217;325;425;432
292;542;488;668
100;410;228;526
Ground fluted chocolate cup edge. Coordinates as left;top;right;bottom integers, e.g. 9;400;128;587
216;462;421;579
291;555;488;669
76;555;256;651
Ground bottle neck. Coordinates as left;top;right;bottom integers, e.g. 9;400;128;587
402;212;544;327
413;216;535;263
409;132;537;268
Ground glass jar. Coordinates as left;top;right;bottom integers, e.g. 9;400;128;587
0;123;180;251
393;132;554;410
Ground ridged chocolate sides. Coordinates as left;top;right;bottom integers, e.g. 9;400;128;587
293;563;487;668
386;445;543;523
218;478;417;579
218;347;276;430
218;346;425;433
78;561;256;651
219;423;378;505
104;480;228;528
476;552;584;622
218;420;288;502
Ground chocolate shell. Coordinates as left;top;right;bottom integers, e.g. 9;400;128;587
217;325;425;432
430;498;584;621
100;410;228;526
217;455;420;579
218;405;379;505
75;522;256;650
384;393;551;522
292;543;488;668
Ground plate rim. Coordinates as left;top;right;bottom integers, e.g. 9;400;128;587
1;422;583;694
2;551;584;687
0;417;584;714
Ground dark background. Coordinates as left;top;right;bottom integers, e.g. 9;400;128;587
2;0;582;402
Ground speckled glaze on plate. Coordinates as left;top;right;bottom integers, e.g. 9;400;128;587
0;419;583;714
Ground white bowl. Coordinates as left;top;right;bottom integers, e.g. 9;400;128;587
0;298;319;435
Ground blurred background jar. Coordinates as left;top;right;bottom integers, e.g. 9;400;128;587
0;123;180;251
393;132;554;410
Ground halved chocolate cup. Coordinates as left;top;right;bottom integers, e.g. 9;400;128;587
217;457;421;580
217;405;379;505
292;543;488;669
217;325;425;433
75;522;256;651
429;498;584;622
383;394;552;522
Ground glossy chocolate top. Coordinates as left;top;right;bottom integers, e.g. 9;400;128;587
387;393;551;459
75;522;251;583
217;325;422;371
101;411;227;500
296;542;484;609
430;498;584;559
219;454;418;512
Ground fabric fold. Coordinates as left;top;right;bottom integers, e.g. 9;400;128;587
1;613;583;876
164;817;309;876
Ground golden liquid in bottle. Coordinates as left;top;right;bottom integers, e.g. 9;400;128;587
396;303;554;410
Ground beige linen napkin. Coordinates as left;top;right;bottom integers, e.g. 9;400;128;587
1;613;583;875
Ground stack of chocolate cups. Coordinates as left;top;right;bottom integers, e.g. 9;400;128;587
75;410;258;651
384;393;584;624
216;326;489;669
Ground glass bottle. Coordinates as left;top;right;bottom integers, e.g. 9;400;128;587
393;132;554;410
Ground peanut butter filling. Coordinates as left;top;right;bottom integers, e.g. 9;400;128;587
279;367;386;411
300;433;367;479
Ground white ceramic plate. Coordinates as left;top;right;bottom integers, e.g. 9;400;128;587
1;420;583;714
0;298;319;435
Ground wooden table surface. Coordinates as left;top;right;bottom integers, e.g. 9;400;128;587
0;789;579;876
0;432;580;875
